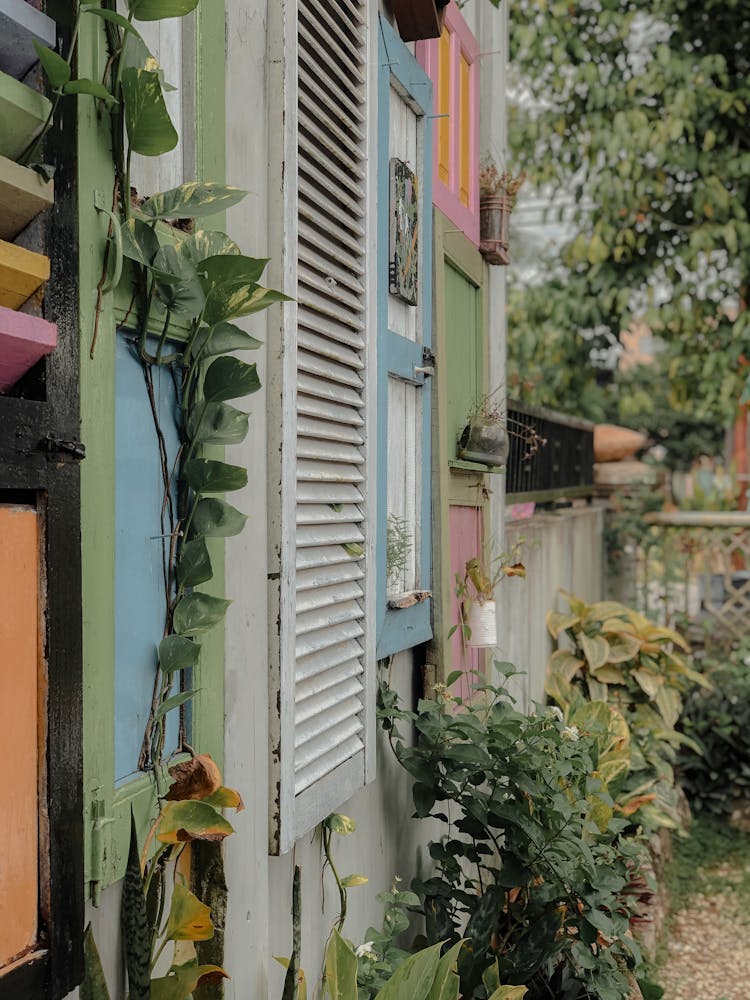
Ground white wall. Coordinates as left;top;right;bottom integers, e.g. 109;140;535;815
499;504;605;708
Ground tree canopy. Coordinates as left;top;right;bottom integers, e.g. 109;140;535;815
506;0;750;441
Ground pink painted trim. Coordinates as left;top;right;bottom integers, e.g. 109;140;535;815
0;306;56;391
416;3;480;245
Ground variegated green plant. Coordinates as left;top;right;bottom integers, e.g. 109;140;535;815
545;592;707;830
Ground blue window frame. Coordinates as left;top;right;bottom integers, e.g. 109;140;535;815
376;18;434;659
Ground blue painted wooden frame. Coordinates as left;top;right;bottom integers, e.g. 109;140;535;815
376;17;434;659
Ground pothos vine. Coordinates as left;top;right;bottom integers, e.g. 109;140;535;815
35;1;285;995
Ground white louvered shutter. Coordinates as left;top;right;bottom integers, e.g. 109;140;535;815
270;0;375;854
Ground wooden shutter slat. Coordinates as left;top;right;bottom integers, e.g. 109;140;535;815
298;246;365;298
299;200;364;260
296;522;364;548
296;640;363;682
297;416;363;447
296;599;364;638
296;676;363;725
297;440;364;467
297;350;364;390
297;503;364;525
295;708;363;761
298;216;365;277
298;308;365;352
298;284;365;333
298;20;364;101
295;618;363;659
301;0;363;73
296;580;363;614
296;544;363;571
296;482;364;505
298;86;364;165
297;458;364;484
295;732;363;795
297;392;364;428
296;564;364;594
297;373;363;408
297;252;366;313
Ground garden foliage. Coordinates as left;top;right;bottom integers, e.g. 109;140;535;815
379;666;646;1000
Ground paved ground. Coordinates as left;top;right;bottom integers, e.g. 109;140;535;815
658;860;750;1000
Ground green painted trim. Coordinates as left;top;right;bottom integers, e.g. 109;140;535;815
449;459;505;474
0;69;51;160
79;5;228;895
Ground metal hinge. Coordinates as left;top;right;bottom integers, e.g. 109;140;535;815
38;434;86;462
90;794;114;907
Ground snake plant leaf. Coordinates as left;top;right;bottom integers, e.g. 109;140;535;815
81;5;143;36
121;218;161;267
173;593;231;635
188;322;262;360
159;634;201;673
182;457;248;494
121;812;151;1000
151;964;228;1000
376;941;443;1000
32;39;70;90
127;0;199;21
154;689;196;722
164;882;214;941
153;245;205;320
177;537;213;588
80;925;111;1000
122;67;178;156
425;940;463;1000
142;183;248;221
203;356;261;403
190;498;247;538
187;402;249;446
157;800;234;844
324;928;358;1000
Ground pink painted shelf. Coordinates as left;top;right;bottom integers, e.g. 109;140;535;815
0;305;56;391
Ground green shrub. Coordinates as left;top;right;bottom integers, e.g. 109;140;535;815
677;642;750;815
379;665;647;1000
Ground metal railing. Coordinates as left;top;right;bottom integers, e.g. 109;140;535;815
505;399;595;502
637;511;750;644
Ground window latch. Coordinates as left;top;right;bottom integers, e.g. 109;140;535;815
38;434;86;462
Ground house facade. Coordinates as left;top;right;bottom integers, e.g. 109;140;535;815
0;1;604;997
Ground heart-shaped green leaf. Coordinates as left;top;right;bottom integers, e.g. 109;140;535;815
151;965;228;1000
203;356;261;403
154;689;195;721
153;245;205;319
120;218;161;267
177;537;213;588
62;79;117;105
157;800;234;844
164;882;214;941
159;634;201;673
187;402;249;446
33;39;70;90
176;231;242;271
82;6;143;36
121;67;178;156
142;183;247;220
182;458;248;494
173;593;231;635
190;498;247;538
127;0;199;21
188;322;262;360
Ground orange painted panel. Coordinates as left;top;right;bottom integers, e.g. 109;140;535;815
459;54;471;207
0;505;40;967
437;28;451;185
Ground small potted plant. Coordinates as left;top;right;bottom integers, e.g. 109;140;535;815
478;158;525;265
457;388;510;466
454;544;526;648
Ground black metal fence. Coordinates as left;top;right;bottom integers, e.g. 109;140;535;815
505;399;595;502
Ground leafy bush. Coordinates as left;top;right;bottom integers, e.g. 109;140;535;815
677;642;750;816
379;666;647;1000
546;594;705;831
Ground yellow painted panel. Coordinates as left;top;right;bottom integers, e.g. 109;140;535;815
438;29;451;186
0;239;49;310
0;506;40;967
459;54;470;207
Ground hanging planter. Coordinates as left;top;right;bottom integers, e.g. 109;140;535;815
478;159;525;266
0;305;56;391
466;599;497;648
390;0;450;42
458;414;509;467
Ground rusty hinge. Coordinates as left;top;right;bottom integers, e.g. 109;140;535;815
90;793;114;907
422;345;436;368
38;434;86;462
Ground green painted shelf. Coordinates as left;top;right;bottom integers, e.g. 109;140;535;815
0;69;51;162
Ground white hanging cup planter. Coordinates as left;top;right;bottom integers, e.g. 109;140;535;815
466;599;497;648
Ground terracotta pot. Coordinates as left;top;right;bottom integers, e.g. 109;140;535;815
594;423;649;463
466;599;497;648
457;415;509;466
479;193;512;265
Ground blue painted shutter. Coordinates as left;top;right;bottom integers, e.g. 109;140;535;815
376;19;433;659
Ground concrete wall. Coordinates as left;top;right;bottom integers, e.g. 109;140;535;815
499;504;605;708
